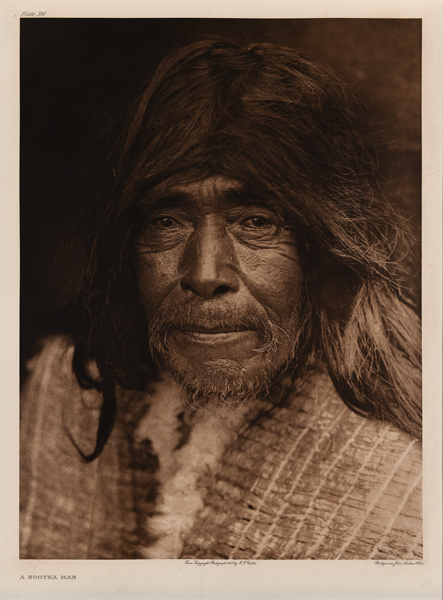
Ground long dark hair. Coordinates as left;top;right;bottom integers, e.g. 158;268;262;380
71;37;421;461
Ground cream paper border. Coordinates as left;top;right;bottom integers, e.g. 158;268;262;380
1;1;441;599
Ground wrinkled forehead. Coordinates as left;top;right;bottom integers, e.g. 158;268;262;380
140;175;283;213
171;175;240;199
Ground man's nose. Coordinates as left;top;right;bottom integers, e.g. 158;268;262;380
179;221;239;299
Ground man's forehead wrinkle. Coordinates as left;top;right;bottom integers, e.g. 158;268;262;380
138;176;293;218
170;176;243;199
143;179;257;211
157;179;287;211
139;176;240;204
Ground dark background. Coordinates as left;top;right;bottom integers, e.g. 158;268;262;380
20;18;421;371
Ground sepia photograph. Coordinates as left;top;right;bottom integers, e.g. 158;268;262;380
18;17;425;563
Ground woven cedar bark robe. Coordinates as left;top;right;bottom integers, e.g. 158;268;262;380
20;336;423;560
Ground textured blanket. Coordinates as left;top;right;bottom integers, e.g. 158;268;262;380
20;336;422;560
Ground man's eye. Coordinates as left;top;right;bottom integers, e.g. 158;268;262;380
151;216;179;229
243;216;273;228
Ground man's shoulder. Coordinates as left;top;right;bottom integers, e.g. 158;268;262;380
20;335;139;559
182;370;422;560
22;334;75;393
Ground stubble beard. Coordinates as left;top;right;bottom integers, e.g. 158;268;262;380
148;302;302;410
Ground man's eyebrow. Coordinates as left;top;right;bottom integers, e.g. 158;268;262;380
221;187;255;205
221;188;283;211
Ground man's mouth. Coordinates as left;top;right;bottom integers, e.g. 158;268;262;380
173;325;254;342
175;330;253;343
169;326;261;357
176;323;249;334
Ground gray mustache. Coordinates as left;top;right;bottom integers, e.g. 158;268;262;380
148;301;280;356
149;302;272;332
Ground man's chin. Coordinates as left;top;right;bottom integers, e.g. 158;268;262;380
159;350;285;409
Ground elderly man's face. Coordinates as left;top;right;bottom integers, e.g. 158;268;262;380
136;176;304;405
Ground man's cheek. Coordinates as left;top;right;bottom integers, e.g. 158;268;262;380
137;253;180;313
237;248;303;316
